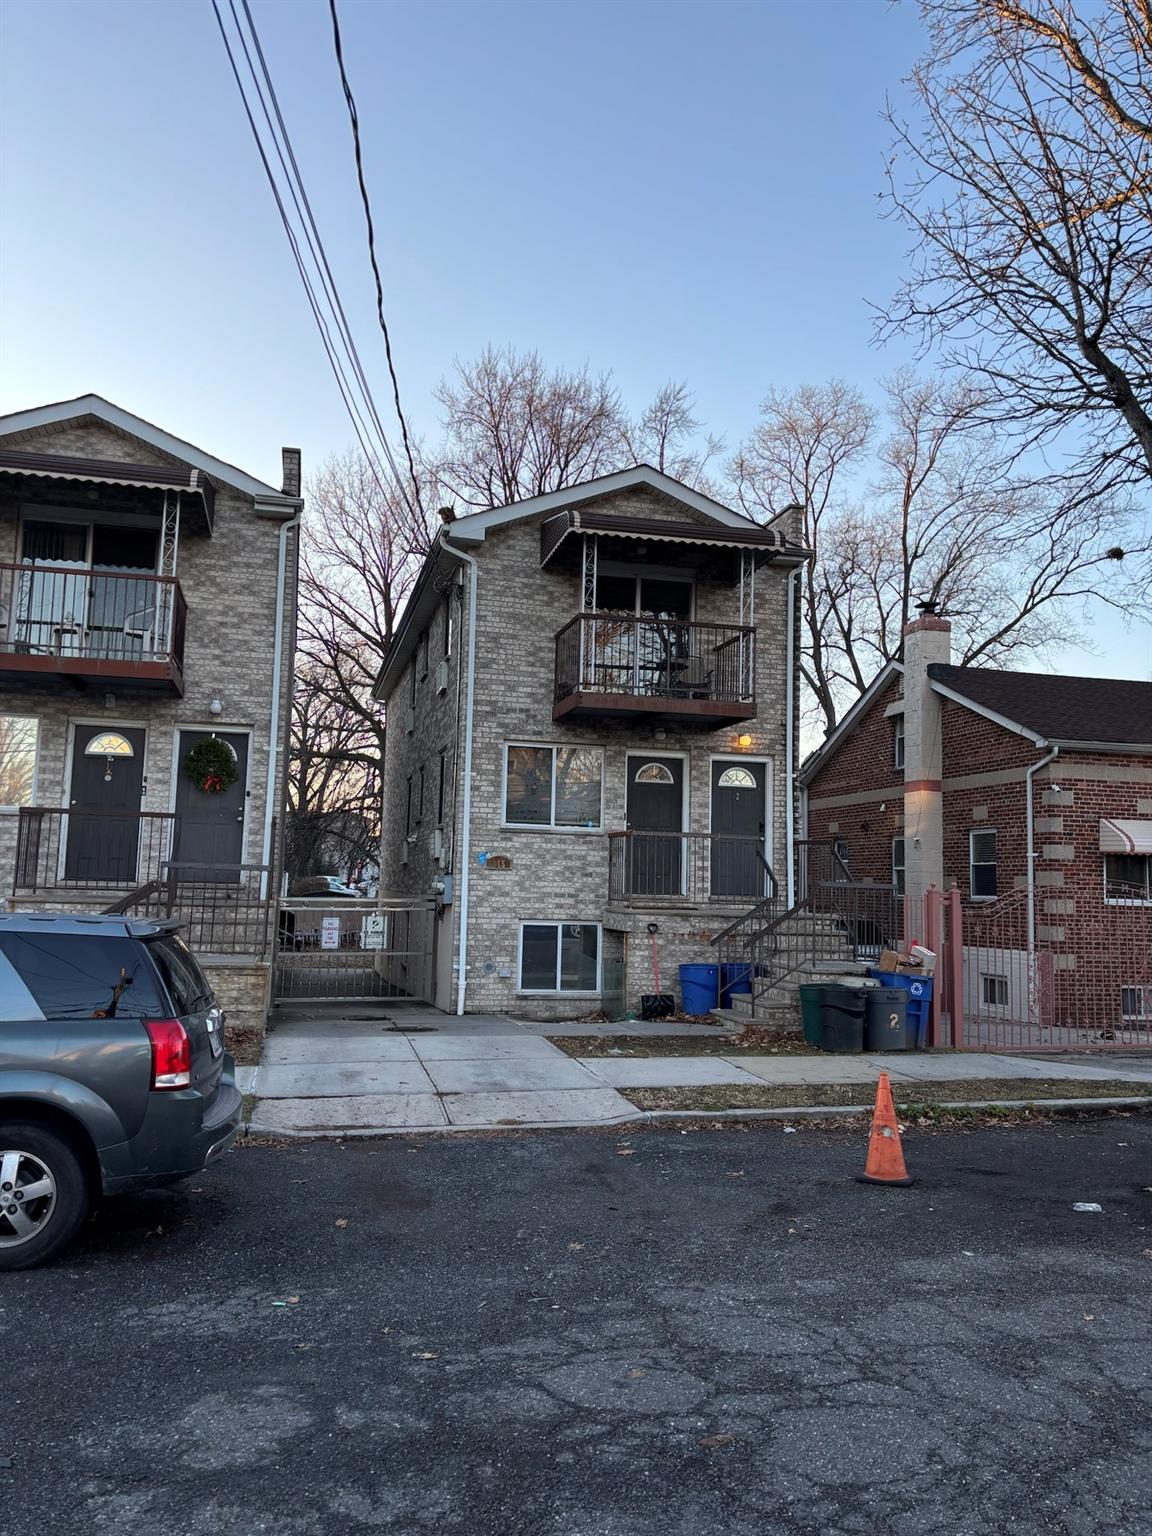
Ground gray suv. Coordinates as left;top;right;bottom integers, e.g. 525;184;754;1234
0;913;242;1269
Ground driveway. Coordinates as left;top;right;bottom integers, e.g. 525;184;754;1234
4;1119;1151;1535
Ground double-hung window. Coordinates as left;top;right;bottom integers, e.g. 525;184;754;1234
969;829;998;900
0;715;39;809
1104;853;1151;903
518;922;601;994
893;716;905;773
503;745;603;829
891;836;906;896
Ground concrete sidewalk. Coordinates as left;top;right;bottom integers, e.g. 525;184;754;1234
246;1007;1152;1136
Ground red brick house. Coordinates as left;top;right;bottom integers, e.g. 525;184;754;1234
799;614;1152;1043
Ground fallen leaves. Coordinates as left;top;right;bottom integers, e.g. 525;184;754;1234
699;1433;737;1449
627;1368;646;1380
335;1217;349;1229
567;1242;585;1252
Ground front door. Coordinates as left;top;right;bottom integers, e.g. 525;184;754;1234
65;725;146;883
172;730;249;883
710;759;767;899
626;756;684;896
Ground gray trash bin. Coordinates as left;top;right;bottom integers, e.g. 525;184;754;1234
863;986;912;1051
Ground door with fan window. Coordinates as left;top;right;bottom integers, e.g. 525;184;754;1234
625;755;684;896
710;759;767;899
65;725;146;883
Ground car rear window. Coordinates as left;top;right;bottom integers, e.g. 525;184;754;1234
146;935;214;1016
0;934;168;1020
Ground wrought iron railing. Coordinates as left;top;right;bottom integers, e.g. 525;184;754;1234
15;807;177;892
0;563;186;671
105;861;276;958
555;614;754;705
607;831;774;906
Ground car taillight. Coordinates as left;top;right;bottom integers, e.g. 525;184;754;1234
145;1019;191;1090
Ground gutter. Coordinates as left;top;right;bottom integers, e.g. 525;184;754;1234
439;538;479;1015
261;511;301;897
1025;743;1060;961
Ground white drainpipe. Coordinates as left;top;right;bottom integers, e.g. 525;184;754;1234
1025;743;1059;959
784;563;802;906
261;512;300;897
440;539;479;1015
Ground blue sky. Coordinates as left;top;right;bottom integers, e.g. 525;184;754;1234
1;0;1145;677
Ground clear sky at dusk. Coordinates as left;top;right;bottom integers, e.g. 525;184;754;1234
1;0;1145;678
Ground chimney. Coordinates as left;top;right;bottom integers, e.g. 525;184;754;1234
281;447;302;498
901;604;952;911
438;504;457;525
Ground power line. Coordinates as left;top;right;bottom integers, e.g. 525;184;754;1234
327;0;425;517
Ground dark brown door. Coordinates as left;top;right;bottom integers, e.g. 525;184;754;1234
65;725;146;883
172;730;249;883
626;756;684;896
710;760;765;899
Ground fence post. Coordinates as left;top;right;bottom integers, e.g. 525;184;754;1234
947;884;964;1049
924;885;942;1046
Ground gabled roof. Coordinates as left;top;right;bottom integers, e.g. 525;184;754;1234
927;664;1152;752
0;394;301;512
444;464;763;545
798;660;903;784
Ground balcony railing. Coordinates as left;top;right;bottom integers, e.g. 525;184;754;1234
554;614;755;725
608;831;775;907
0;563;186;689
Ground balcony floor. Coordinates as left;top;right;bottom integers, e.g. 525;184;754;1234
553;691;756;728
0;653;184;695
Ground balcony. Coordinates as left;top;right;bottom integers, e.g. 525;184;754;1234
554;614;755;726
0;563;186;693
608;831;775;908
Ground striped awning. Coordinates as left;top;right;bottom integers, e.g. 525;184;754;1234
540;507;809;567
0;448;215;529
1100;818;1152;855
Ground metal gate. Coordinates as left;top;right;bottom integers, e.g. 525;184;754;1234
274;898;437;1003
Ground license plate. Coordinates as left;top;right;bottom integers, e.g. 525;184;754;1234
206;1010;224;1059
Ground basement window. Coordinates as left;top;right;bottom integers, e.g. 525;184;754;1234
518;922;601;994
981;974;1009;1008
1121;986;1151;1022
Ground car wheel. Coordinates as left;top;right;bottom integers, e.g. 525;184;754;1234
0;1123;91;1271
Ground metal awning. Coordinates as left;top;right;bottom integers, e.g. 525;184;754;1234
540;507;809;566
0;448;215;530
1100;818;1152;855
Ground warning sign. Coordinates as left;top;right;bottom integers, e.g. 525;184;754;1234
320;916;341;950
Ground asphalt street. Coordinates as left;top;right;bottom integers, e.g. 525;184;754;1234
3;1117;1151;1536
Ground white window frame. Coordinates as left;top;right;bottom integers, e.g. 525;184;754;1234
893;715;905;772
0;714;40;812
1103;852;1152;906
980;973;1010;1009
502;743;605;831
891;836;906;895
1120;984;1152;1022
516;921;602;996
969;828;998;902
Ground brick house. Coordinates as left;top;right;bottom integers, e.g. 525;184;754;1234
373;466;808;1017
0;395;301;1034
800;613;1152;1036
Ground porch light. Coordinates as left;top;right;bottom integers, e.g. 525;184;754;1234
737;734;753;749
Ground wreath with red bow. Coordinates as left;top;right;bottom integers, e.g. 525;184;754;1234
181;737;237;795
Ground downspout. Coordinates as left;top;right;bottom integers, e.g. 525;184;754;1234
1025;743;1059;960
785;563;802;907
261;512;301;898
440;539;479;1015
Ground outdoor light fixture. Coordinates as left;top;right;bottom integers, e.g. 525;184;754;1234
737;733;753;749
209;698;223;716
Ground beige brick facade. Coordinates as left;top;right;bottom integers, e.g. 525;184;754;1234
379;480;802;1018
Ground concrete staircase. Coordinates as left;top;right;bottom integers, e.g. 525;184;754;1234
711;899;872;1032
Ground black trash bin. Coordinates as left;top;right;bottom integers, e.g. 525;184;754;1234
819;985;866;1053
864;986;912;1052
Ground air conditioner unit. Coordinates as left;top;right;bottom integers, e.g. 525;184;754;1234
434;659;449;696
404;708;415;735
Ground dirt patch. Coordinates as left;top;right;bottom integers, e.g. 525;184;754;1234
226;1023;266;1066
626;1078;1152;1114
549;1028;819;1059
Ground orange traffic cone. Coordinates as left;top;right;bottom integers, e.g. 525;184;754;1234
855;1072;914;1186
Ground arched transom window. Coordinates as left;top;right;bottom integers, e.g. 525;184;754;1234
718;767;756;790
84;732;135;758
634;762;674;785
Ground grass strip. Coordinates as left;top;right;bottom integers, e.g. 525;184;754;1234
625;1078;1152;1114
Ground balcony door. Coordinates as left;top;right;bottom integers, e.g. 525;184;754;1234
17;518;160;661
595;571;692;696
626;755;685;896
65;724;147;884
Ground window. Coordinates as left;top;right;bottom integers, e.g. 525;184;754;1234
0;715;39;808
1121;985;1151;1022
519;922;600;994
419;629;429;679
981;974;1009;1008
417;765;425;825
405;776;414;838
969;829;998;899
634;762;674;785
148;934;213;1014
409;657;417;708
437;748;449;826
504;745;603;828
441;597;452;658
0;934;167;1020
891;837;906;895
717;766;756;790
1104;853;1152;903
893;716;905;772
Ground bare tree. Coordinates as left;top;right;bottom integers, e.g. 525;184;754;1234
622;380;725;490
286;661;384;881
881;0;1152;494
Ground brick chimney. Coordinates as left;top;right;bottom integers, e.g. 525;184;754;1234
281;447;302;498
902;603;951;910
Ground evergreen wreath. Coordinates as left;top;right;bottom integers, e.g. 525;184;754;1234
182;737;237;795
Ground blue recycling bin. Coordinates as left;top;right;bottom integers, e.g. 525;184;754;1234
869;969;934;1048
679;963;720;1015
